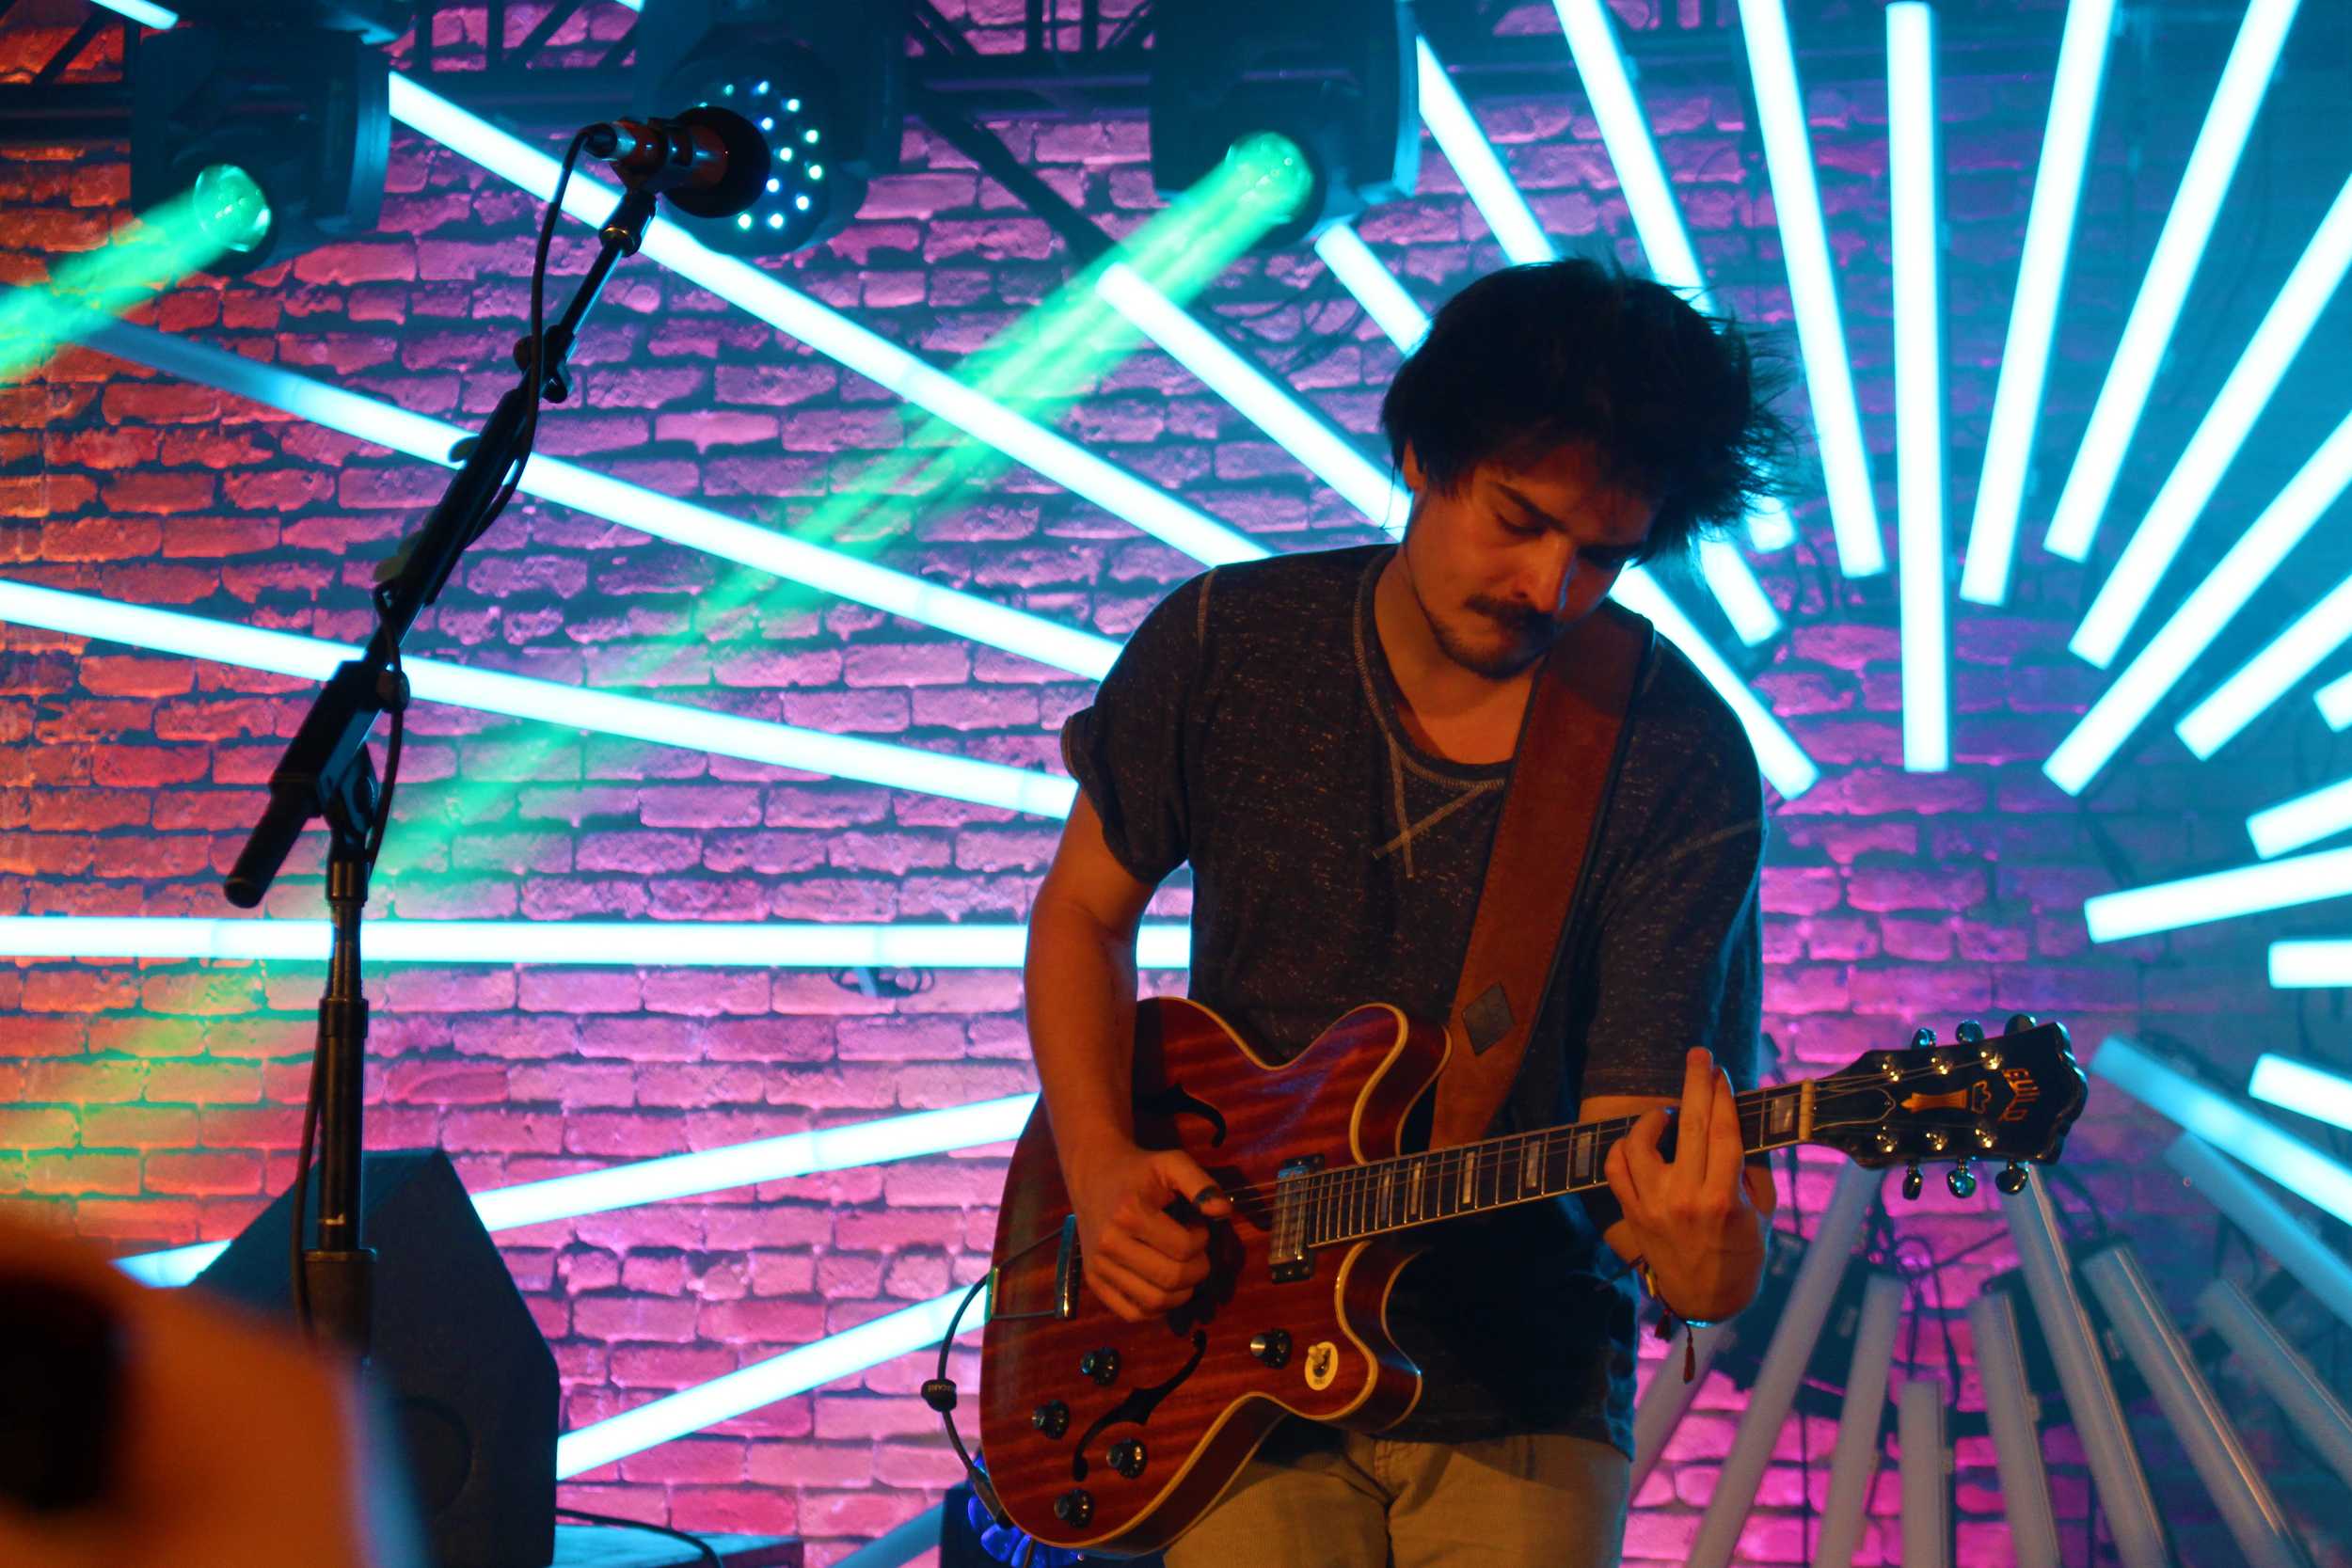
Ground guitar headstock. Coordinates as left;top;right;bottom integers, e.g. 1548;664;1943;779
1810;1016;2086;1195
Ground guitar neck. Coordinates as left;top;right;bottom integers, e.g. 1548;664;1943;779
1290;1081;1810;1249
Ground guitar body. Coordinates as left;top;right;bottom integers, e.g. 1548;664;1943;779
978;996;1447;1558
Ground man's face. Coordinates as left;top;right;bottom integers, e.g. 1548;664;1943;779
1398;439;1659;680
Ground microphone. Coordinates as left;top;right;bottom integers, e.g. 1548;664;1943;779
580;104;768;221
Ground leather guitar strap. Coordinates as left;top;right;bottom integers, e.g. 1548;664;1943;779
1430;600;1654;1149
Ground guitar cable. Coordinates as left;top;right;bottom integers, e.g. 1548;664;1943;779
922;1272;1013;1528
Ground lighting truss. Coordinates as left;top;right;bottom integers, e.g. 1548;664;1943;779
1962;0;2119;606
46;303;1120;681
2042;0;2305;562
555;1282;986;1479
1733;0;1883;574
2175;568;2352;760
2249;1053;2352;1133
2042;407;2352;795
1969;1289;2063;1568
2247;776;2352;860
2071;172;2352;666
2078;1245;2311;1568
2094;1037;2352;1228
1810;1271;1905;1567
1998;1167;2169;1568
0;578;1077;817
2271;941;2352;990
2197;1277;2352;1492
2082;844;2352;943
1686;1161;1879;1568
1888;1;1948;772
119;1092;1042;1287
0;915;1190;970
2167;1134;2352;1331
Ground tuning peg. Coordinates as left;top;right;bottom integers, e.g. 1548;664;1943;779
2004;1013;2038;1036
1901;1161;1923;1201
1947;1159;1978;1199
1995;1161;2029;1196
1955;1020;1984;1044
1910;1027;1935;1048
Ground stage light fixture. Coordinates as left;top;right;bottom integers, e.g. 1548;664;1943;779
1149;0;1417;249
2322;670;2352;729
1888;0;1949;773
2082;845;2352;943
129;22;389;275
2094;1037;2352;1229
2247;776;2352;860
1968;1290;2063;1568
2175;567;2352;760
2248;1053;2352;1133
632;1;902;255
2271;941;2352;989
1962;0;2118;606
1313;223;1429;349
2197;1277;2352;1491
1811;1271;1905;1567
1897;1379;1953;1568
2167;1135;2352;1331
2078;1245;2310;1568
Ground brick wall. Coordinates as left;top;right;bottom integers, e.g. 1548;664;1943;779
6;3;2351;1564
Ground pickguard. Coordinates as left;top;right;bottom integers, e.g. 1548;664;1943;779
1069;1330;1209;1481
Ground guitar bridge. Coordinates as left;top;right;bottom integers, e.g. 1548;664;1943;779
1269;1155;1325;1282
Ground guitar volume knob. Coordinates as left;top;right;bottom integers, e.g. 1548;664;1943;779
1107;1438;1147;1479
1054;1489;1094;1526
1031;1400;1069;1438
1249;1330;1292;1368
1080;1347;1120;1386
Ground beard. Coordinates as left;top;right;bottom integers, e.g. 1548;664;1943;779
1428;594;1565;679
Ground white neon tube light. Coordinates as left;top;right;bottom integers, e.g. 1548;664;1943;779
0;578;1074;817
2248;1053;2352;1134
2079;1246;2308;1568
1629;1321;1729;1495
2083;844;2352;942
2072;172;2352;664
556;1282;985;1478
120;1095;1041;1288
2042;0;2305;562
2272;940;2352;988
2197;1277;2352;1492
1551;0;1707;298
2247;776;2352;860
2095;1036;2352;1227
46;305;1121;681
380;77;1263;572
1968;1290;2063;1568
0;915;1189;970
1093;261;1409;528
1313;223;1430;350
1613;568;1817;800
2177;569;2352;760
1812;1271;1904;1568
94;0;179;24
2167;1134;2352;1332
1694;537;1782;646
1888;2;1947;772
2042;406;2352;795
2320;668;2352;729
1734;0;1885;577
1896;1378;1952;1568
1962;0;2119;606
1413;35;1553;265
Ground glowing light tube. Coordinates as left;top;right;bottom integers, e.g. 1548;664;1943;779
2073;173;2352;664
1897;1378;1952;1568
1734;0;1885;577
0;915;1190;971
2197;1277;2352;1492
2081;844;2352;943
2271;941;2352;989
1313;224;1430;350
2247;776;2352;860
1968;1290;2063;1568
1093;261;1409;528
556;1282;985;1478
2176;568;2352;759
2043;406;2352;795
2096;1036;2352;1228
92;0;179;24
121;1094;1043;1286
1629;1321;1730;1496
1962;0;2119;606
1998;1167;2169;1568
1888;2;1948;772
2079;1245;2309;1568
1413;34;1553;265
2167;1134;2352;1332
1551;0;1708;299
47;307;1119;681
2042;0;2305;562
2249;1053;2352;1133
1811;1271;1905;1568
1613;569;1818;800
381;77;1262;572
0;578;1075;817
1695;537;1783;646
2320;668;2352;729
1687;1162;1879;1568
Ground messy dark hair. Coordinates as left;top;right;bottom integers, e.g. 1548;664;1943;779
1379;259;1796;561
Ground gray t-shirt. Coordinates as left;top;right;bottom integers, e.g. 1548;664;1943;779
1057;543;1763;1452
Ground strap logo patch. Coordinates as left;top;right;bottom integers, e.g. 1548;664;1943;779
1464;984;1514;1056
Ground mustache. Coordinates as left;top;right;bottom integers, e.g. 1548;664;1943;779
1465;596;1558;639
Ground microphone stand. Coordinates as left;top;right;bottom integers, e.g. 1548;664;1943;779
224;182;660;1355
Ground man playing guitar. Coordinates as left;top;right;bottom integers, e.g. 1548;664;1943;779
1023;259;1794;1566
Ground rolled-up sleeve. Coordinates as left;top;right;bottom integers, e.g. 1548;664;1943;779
1057;574;1210;887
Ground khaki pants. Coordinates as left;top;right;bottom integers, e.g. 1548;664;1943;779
1160;1418;1629;1568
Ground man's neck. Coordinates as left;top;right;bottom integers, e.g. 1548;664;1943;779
1372;547;1535;761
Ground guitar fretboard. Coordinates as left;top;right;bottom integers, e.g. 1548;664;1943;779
1281;1082;1809;1250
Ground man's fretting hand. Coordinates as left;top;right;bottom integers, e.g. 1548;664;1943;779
1600;1047;1772;1324
1064;1141;1232;1323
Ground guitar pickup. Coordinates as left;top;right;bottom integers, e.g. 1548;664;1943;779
1055;1213;1080;1321
1269;1155;1324;1283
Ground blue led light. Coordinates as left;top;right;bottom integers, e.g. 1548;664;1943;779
2249;1054;2352;1134
1888;2;1948;772
2083;844;2352;943
2176;568;2352;761
2271;941;2352;989
2246;775;2352;861
2094;1036;2352;1228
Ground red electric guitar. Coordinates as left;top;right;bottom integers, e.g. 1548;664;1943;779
977;999;2086;1557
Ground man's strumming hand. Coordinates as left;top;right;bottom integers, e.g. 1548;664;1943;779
1599;1047;1773;1324
1062;1140;1232;1323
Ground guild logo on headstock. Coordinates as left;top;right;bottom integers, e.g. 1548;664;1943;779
1997;1068;2042;1123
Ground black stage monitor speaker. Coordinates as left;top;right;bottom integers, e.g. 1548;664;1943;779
194;1149;557;1568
